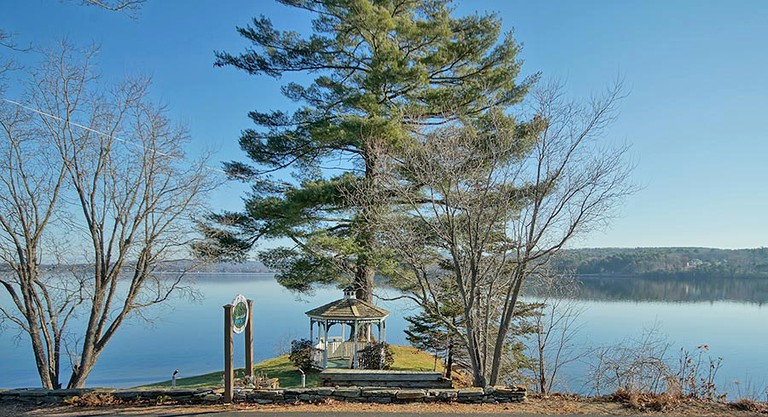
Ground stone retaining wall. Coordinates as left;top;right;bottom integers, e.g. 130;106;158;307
0;386;525;405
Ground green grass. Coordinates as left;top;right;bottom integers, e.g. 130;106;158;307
388;345;444;372
140;344;442;389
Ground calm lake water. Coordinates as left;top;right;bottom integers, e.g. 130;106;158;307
1;274;767;394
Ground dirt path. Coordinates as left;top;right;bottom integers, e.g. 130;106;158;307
2;396;763;417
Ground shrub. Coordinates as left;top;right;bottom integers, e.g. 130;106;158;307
358;342;394;370
289;338;314;371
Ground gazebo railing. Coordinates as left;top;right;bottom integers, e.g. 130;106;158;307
312;338;375;369
327;340;370;359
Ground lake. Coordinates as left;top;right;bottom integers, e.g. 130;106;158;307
1;274;767;396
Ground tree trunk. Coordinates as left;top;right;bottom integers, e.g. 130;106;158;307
354;263;375;303
445;341;454;379
463;315;486;387
488;275;525;386
27;327;54;389
67;349;98;389
537;324;547;395
67;291;105;389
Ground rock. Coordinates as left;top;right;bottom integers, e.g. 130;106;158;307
367;396;392;403
203;393;221;402
333;388;361;398
169;389;199;396
395;389;425;400
457;388;484;397
492;385;526;395
361;388;399;397
250;390;284;400
45;389;85;397
432;389;458;400
111;391;143;400
284;388;312;396
22;390;48;397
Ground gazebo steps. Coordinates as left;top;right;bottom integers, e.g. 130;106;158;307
319;369;452;388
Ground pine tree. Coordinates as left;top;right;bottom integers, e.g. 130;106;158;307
199;0;533;301
404;309;464;377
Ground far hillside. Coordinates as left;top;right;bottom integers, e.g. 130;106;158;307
552;247;768;278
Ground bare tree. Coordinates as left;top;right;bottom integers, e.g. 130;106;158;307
587;325;673;396
76;0;144;15
526;269;585;395
0;30;24;78
0;85;74;390
588;324;727;401
0;43;215;389
361;81;634;387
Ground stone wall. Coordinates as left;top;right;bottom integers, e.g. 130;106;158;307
0;386;526;405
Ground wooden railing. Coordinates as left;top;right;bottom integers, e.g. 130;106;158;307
312;340;373;369
326;341;369;359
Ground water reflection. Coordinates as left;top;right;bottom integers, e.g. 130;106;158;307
3;273;767;390
527;276;768;304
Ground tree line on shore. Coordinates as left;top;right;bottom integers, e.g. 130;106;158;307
552;247;768;278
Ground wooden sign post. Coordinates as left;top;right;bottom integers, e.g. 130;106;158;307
245;299;254;378
223;303;234;403
223;295;254;403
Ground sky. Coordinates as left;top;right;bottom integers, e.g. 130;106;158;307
1;0;767;249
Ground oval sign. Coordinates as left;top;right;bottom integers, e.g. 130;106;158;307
231;294;249;334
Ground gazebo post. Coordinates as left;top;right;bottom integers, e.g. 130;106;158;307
322;320;328;369
352;320;359;369
341;322;345;341
309;319;314;342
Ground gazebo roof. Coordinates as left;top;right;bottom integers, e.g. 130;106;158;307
305;297;389;320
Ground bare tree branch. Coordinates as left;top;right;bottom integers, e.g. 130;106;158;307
350;81;634;387
0;41;218;389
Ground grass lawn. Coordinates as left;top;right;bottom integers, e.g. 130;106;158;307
140;345;443;389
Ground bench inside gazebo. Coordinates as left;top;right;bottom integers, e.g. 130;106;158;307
306;286;389;369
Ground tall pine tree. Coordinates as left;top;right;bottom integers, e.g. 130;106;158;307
200;0;534;301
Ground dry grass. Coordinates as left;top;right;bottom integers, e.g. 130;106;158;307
608;388;680;412
62;392;122;407
9;395;768;416
730;398;768;413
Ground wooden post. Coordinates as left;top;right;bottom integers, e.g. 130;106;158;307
223;304;234;403
382;320;386;342
245;299;254;378
352;320;358;369
322;321;328;369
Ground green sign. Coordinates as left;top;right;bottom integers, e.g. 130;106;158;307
231;294;248;334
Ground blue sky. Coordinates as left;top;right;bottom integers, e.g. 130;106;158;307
2;0;767;249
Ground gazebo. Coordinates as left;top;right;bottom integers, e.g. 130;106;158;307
305;286;389;369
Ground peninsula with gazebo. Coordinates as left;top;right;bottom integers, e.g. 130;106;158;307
305;286;389;369
303;286;452;388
